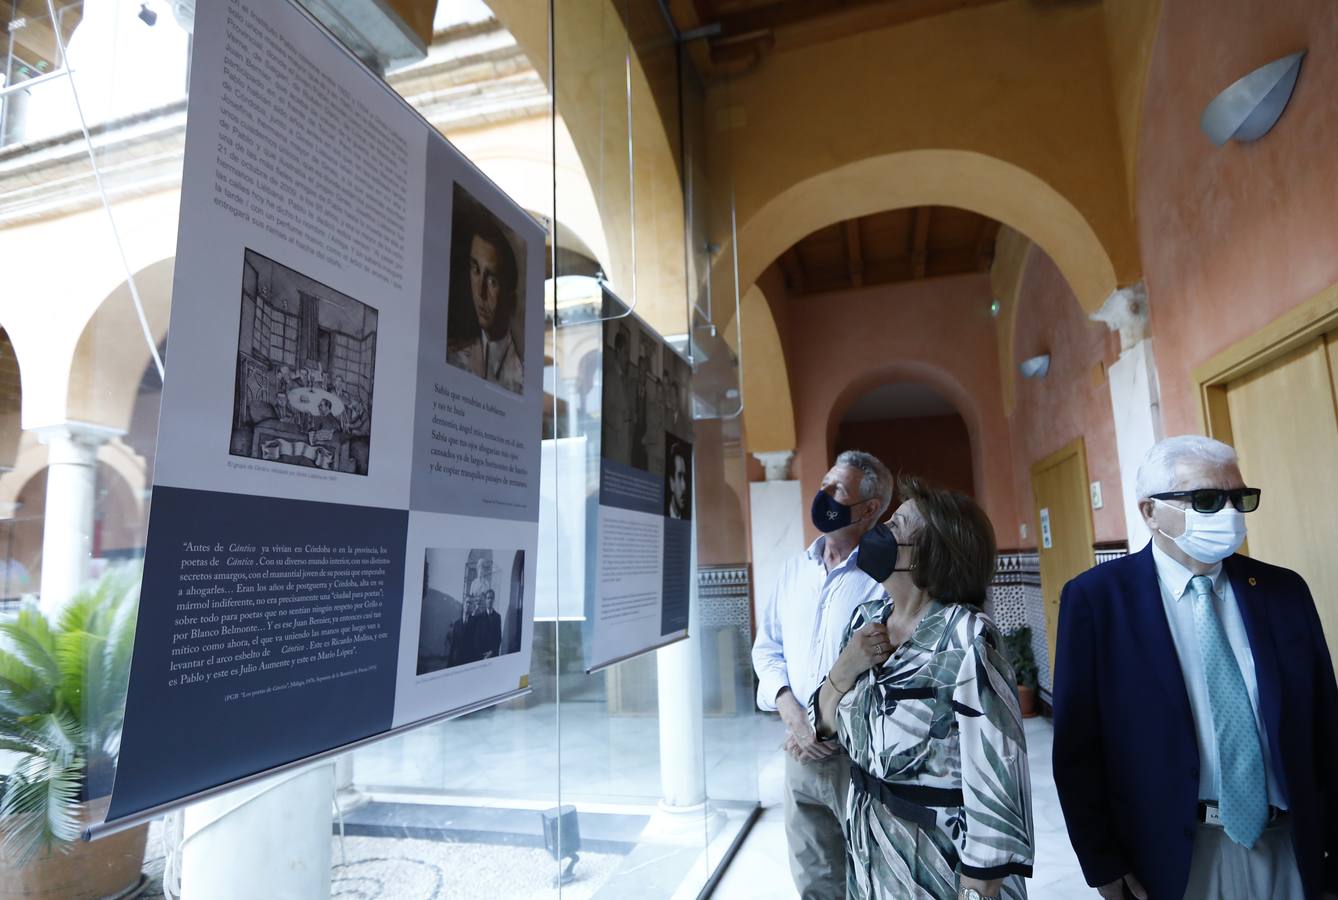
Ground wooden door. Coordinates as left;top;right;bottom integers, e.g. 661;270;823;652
1031;438;1097;682
1225;333;1338;662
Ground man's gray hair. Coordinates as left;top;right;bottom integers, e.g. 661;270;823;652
835;450;894;509
1134;435;1239;500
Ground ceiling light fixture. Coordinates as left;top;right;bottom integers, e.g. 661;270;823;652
1019;354;1050;379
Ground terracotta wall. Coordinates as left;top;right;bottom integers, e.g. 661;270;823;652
1008;247;1125;545
835;415;975;502
1138;1;1338;434
788;274;1019;543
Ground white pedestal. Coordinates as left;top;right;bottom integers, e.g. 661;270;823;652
181;764;335;900
1107;339;1162;550
747;480;805;614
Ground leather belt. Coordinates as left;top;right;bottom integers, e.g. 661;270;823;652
849;764;963;832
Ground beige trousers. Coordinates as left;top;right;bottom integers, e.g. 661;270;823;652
784;751;850;900
1182;820;1305;899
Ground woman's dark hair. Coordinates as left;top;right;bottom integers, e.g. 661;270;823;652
448;206;519;345
898;475;997;608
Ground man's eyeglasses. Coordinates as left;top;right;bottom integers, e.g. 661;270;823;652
1149;488;1261;514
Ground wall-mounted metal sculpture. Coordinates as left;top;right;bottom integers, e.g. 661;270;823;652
1201;51;1306;146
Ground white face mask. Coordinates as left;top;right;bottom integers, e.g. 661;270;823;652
1154;499;1247;564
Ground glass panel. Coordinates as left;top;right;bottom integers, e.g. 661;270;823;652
0;0;757;896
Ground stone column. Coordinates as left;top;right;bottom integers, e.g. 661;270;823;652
35;421;122;616
648;479;733;846
181;764;335;900
656;570;705;808
1092;284;1162;550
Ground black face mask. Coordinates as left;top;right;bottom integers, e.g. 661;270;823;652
811;490;861;533
855;522;914;583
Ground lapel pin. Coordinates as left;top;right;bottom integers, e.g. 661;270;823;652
1248;577;1258;587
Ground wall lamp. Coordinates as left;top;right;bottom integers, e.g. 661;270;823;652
1019;354;1050;379
1201;50;1305;146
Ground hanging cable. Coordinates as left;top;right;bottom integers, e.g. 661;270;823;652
44;0;165;381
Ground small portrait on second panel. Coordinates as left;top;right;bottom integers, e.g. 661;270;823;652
664;437;692;521
445;183;527;395
417;547;526;675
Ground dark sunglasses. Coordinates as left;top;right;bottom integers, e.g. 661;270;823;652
1149;488;1261;514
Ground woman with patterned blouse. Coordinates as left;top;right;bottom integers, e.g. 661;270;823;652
810;477;1034;900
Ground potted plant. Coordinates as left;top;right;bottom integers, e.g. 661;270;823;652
0;565;149;899
1000;626;1040;718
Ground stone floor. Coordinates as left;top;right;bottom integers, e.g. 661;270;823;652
133;707;1087;898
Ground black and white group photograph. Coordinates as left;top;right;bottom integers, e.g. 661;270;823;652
601;302;694;478
230;249;377;475
416;547;526;675
601;313;666;475
445;182;528;396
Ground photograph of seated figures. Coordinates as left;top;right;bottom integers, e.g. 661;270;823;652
229;248;377;475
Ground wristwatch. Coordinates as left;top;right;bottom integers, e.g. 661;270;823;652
959;889;999;900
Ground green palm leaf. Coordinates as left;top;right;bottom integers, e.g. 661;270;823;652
0;608;60;690
0;564;142;865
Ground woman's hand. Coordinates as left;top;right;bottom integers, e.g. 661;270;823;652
829;622;893;690
960;875;1004;898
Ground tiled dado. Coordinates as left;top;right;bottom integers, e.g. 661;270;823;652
699;564;751;647
986;546;1128;702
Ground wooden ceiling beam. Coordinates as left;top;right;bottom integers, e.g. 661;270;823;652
844;219;864;289
709;0;999;40
910;206;931;280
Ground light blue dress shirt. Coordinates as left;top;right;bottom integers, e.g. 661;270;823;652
1151;542;1286;808
751;536;884;711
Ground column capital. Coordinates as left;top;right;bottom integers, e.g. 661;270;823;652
1091;282;1150;353
34;421;125;466
752;450;795;481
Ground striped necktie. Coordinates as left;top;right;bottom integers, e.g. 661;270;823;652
1189;574;1268;847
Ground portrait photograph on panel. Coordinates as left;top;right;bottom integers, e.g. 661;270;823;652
417;547;526;675
664;437;692;521
445;182;528;395
230;249;376;475
601;312;666;475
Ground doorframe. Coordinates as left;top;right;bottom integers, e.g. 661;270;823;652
1192;281;1338;443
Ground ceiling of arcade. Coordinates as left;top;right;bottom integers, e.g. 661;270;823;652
777;206;1001;296
665;0;1011;78
703;0;1161;456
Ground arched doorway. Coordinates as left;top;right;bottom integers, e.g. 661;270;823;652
834;382;974;510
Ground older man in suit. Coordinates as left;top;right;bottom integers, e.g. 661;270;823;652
1053;435;1338;900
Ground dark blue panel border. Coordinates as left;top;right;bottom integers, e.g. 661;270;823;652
109;486;407;821
661;518;691;635
598;457;663;515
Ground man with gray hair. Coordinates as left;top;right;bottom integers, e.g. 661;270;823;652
752;449;892;899
1053;435;1338;900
